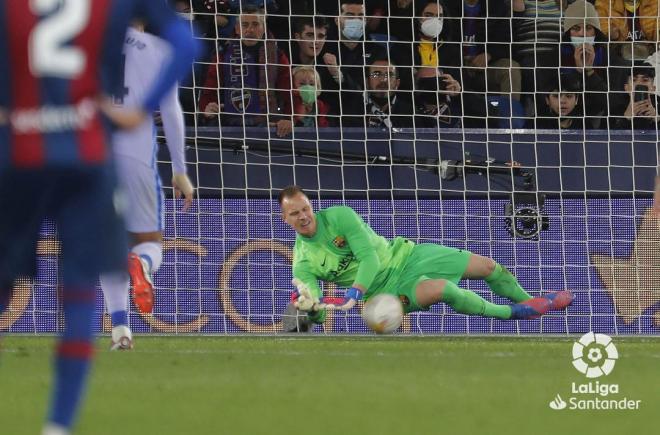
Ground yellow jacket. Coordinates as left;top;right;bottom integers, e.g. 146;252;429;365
595;0;659;41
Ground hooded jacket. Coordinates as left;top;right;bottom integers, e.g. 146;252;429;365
595;0;659;41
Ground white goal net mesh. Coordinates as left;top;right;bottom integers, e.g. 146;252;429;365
1;0;659;335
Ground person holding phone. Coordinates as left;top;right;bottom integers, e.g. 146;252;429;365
611;63;658;129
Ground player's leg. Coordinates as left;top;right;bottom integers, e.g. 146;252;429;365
462;254;532;303
128;230;163;314
414;279;551;320
115;155;164;314
415;279;513;319
394;244;550;319
45;167;127;432
99;270;132;350
464;254;574;310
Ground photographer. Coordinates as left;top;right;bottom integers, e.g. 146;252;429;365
413;67;462;128
610;63;658;130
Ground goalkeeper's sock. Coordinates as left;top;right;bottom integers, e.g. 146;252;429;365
484;263;532;303
131;242;163;274
441;280;511;319
48;287;95;429
100;271;130;327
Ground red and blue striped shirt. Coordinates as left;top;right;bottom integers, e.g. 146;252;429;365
0;0;197;169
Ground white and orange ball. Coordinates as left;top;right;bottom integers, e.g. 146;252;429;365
362;294;403;334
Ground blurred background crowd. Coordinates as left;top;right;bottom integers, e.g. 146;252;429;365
171;0;660;133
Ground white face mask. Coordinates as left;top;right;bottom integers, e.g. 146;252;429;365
421;17;443;38
570;36;595;47
342;18;364;40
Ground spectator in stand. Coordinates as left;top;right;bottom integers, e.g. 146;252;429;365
413;66;462;128
344;57;414;129
512;0;566;110
595;0;658;61
399;0;460;69
461;0;521;100
291;16;329;67
534;72;586;129
396;0;461;119
560;0;614;128
461;0;522;127
324;0;385;86
362;0;425;41
198;5;293;136
324;0;389;120
365;0;388;35
290;17;340;118
291;66;331;128
609;61;658;129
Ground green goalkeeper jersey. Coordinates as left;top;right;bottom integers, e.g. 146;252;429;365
292;206;414;301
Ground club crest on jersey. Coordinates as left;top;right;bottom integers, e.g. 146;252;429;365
332;236;346;248
231;89;252;112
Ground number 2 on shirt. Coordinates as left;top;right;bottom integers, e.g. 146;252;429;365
28;0;90;78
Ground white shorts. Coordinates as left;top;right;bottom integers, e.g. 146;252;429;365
115;155;164;233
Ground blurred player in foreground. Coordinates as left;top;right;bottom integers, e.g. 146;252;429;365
0;1;197;434
279;186;573;326
100;23;195;350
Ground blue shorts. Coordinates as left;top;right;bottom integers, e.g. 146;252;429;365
0;165;128;287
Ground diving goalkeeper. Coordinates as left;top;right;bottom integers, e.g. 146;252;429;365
279;186;573;325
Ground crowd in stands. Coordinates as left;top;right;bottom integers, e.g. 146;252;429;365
173;0;660;133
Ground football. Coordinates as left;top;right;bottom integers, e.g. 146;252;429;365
362;294;403;334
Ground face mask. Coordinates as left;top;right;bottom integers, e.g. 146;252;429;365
342;19;364;40
298;85;317;104
421;17;443;38
570;36;596;47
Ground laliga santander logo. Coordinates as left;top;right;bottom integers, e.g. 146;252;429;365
572;332;618;378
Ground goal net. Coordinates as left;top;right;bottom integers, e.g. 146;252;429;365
2;0;659;335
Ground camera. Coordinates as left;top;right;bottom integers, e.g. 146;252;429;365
504;193;549;239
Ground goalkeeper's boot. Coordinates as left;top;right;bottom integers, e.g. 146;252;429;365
128;252;154;314
110;325;134;351
510;297;551;319
544;290;574;311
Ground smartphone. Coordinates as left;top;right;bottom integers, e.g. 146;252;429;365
634;84;648;102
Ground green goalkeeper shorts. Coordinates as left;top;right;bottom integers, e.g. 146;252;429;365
379;243;471;313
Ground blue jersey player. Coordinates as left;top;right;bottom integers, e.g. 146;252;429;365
0;1;198;434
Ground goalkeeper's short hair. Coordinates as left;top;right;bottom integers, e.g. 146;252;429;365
278;185;307;206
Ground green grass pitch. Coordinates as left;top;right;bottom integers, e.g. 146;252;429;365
0;336;657;435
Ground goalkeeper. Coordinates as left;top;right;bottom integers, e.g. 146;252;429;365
279;186;573;324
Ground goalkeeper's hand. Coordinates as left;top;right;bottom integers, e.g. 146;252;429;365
291;279;324;312
172;173;195;212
